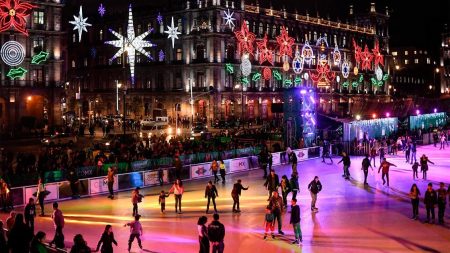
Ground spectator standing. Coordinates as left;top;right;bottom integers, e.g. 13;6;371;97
197;216;209;253
290;199;302;245
173;156;183;180
205;181;219;214
8;213;33;253
308;176;322;212
106;167;115;199
437;182;447;224
30;231;47;253
96;225;118;253
424;183;437;224
0;220;7;253
409;184;420;220
24;198;36;233
50;202;65;249
258;148;269;179
208;213;225;253
37;178;46;216
231;179;249;213
125;215;143;252
5;211;15;232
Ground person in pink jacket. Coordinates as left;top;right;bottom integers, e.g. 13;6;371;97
169;179;184;214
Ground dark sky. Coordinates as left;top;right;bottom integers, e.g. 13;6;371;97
256;0;450;58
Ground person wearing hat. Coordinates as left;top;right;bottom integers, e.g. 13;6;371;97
131;187;143;217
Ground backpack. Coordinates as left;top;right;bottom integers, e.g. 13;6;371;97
265;213;274;222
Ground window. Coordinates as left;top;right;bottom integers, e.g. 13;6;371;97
427;58;431;64
176;48;182;61
259;23;263;36
72;34;76;43
137;24;142;34
178;18;182;32
99;29;103;40
404;51;408;55
71;60;76;68
33;10;44;25
414;50;417;55
414;58;419;64
404;59;409;64
33;37;44;52
392;51;397;56
33;69;43;82
313;31;317;41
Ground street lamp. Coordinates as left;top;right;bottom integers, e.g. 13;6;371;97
188;78;194;127
116;81;122;115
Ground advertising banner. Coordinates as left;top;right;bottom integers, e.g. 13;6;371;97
230;158;249;172
190;162;212;179
89;175;118;195
293;149;309;162
271;152;281;166
25;183;59;203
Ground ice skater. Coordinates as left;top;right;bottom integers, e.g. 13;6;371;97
420;154;434;180
410;142;417;164
197;216;209;253
36;178;47;216
377;145;386;164
24;198;36;233
169;179;185;214
158;190;170;213
412;162;419;180
290;199;302;246
219;160;226;184
290;172;299;201
131;187;143;217
289;149;298;174
321;140;333;164
231;179;249;213
409;184;420;220
361;154;373;185
211;160;220;183
96;225;118;253
337;152;351;179
263;206;275;240
268;191;284;235
205;181;219;214
50;202;65;249
264;169;280;200
308;176;322;212
280;175;291;208
378;158;396;186
106;167;115;199
207;213;225;253
125;214;143;252
369;146;377;167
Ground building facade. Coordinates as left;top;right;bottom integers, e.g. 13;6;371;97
67;0;391;124
0;0;65;131
440;26;450;95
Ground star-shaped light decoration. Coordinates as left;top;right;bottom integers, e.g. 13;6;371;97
234;21;256;55
223;9;235;29
0;0;35;36
360;45;373;71
164;17;181;48
292;46;304;74
69;6;92;42
276;26;295;58
31;51;49;64
98;3;105;17
352;39;362;65
372;40;384;67
256;34;273;65
157;12;163;25
105;5;156;86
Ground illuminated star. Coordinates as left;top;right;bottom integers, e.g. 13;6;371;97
164;17;181;48
223;9;235;29
69;6;92;42
105;5;156;85
98;3;106;17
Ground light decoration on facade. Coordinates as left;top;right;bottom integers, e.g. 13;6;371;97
310;60;335;87
351;75;364;88
263;67;272;80
341;60;350;78
98;3;105;17
372;40;384;67
284;79;293;87
252;72;261;81
273;70;282;81
157;12;163;25
222;9;235;29
0;40;25;66
316;37;328;62
333;45;341;66
256;34;273;65
225;63;234;74
360;45;373;71
0;0;35;36
371;67;389;86
375;66;383;81
277;26;295;58
70;6;92;42
7;66;27;79
282;60;290;72
158;50;165;61
31;51;49;64
353;66;359;76
292;46;304;74
301;42;314;65
241;77;249;85
294;77;302;86
240;53;252;76
164;16;181;48
105;4;156;86
303;72;309;81
353;39;362;65
235;21;255;55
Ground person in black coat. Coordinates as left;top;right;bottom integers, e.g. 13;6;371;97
308;176;322;212
290;199;302;245
264;170;279;200
337;152;351;179
205;181;219;214
208;213;225;253
8;213;33;253
361;154;373;185
96;225;118;253
24;198;36;233
258;149;269;178
0;221;7;253
231;179;249;213
424;183;437;224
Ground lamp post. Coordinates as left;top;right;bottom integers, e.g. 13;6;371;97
188;78;194;127
116;81;121;115
123;85;127;135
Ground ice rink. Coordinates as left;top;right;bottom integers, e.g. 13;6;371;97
1;144;449;253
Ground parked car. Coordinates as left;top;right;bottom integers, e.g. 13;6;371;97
140;124;172;138
42;133;77;146
191;123;208;138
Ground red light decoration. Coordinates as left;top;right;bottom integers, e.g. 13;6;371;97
372;40;384;67
276;26;295;58
352;39;362;65
310;61;335;87
0;0;35;36
234;21;256;55
361;45;373;71
263;67;271;80
256;33;273;65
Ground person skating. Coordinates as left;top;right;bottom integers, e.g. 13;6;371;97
289;149;298;174
211;160;220;184
96;225;118;253
439;134;446;150
337;152;351;179
169;179;185;214
369;146;377;167
131;187;143;217
405;143;411;163
424;183;437;224
321;141;333;164
158;190;170;213
208;213;225;253
197;216;209;253
106;167;115;199
219;160;226;184
280;175;291;208
258;148;269;179
409;161;418;180
50;202;65;249
361;154;373;185
124;215;143;252
205;181;219;214
410;142;417;164
290;172;299;200
420;154;434;180
290;199;302;246
263;206;275;240
437;182;447;224
378;158;396;187
231;179;249;213
264;169;280;200
308;176;322;212
377;146;386;164
409;184;420;220
24;198;36;233
268;191;284;235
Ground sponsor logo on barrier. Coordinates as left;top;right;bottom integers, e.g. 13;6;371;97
191;163;212;179
294;149;309;161
90;176;118;194
230;158;248;172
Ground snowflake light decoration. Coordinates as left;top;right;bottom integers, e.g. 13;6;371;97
301;42;314;65
333;45;341;66
276;26;294;57
158;50;165;62
360;45;373;71
240;54;252;77
223;9;235;29
341;61;350;79
105;5;156;86
98;3;105;17
235;21;256;55
0;0;35;36
256;34;273;65
375;66;383;81
164;16;181;48
157;12;163;25
292;46;304;74
310;61;335;87
70;6;92;42
372;40;384;67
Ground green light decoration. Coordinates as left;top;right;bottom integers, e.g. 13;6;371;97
225;63;234;74
358;74;364;83
7;67;27;79
252;72;261;81
273;70;282;81
371;74;390;87
31;51;49;64
294;77;302;85
241;77;249;85
352;81;359;88
342;81;350;88
382;74;389;81
284;79;293;87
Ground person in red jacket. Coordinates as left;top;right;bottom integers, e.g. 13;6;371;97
378;158;396;186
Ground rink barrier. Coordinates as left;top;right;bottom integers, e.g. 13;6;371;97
9;147;321;207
